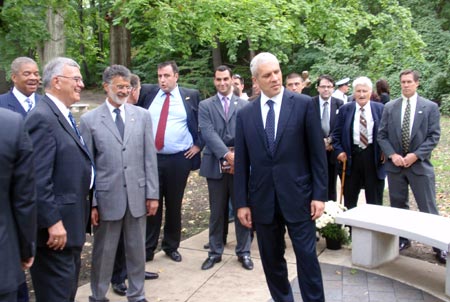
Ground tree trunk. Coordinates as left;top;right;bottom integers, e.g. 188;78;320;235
109;20;131;67
38;7;66;67
0;69;8;94
212;37;222;69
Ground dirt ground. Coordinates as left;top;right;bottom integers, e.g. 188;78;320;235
25;90;445;300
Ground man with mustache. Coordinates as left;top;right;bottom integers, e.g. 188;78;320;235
80;65;159;302
332;76;386;210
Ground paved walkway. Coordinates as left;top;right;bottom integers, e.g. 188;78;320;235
76;224;448;302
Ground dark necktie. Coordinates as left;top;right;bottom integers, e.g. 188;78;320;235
265;100;275;154
401;99;411;155
155;92;170;151
359;107;368;149
113;108;125;139
321;101;330;137
223;96;229;119
68;112;84;144
25;98;33;112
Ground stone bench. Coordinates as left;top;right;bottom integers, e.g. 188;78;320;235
335;204;450;297
70;103;90;113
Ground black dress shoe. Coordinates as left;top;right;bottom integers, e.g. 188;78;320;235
145;271;159;280
146;252;154;262
436;250;447;264
111;282;127;296
203;242;209;249
201;255;222;270
399;239;411;251
238;255;254;270
166;250;182;262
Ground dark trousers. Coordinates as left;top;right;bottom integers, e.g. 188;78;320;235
30;246;82;302
16;282;28;302
326;150;338;201
146;151;191;256
255;203;324;302
344;145;384;209
0;290;17;302
111;233;127;285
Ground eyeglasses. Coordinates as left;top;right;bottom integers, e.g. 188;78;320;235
114;84;132;91
57;75;84;84
318;85;333;89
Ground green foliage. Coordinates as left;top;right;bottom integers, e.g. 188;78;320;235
439;94;450;116
319;223;350;244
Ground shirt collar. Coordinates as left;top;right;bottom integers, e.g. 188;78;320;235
217;92;233;101
105;99;125;113
12;87;35;103
261;87;284;106
45;93;71;117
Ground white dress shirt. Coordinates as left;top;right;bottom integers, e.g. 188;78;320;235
260;88;284;138
353;101;374;145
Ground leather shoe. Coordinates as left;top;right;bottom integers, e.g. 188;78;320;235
111;282;127;296
399;239;411;251
201;255;222;270
166;250;182;262
238;255;254;270
145;271;159;280
436;250;447;264
203;242;209;249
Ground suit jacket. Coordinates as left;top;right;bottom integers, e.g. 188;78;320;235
137;84;204;170
199;94;248;179
80;102;159;221
377;95;440;175
25;95;92;248
331;101;386;180
312;96;344;164
0;90;41;117
234;90;328;224
0;109;36;295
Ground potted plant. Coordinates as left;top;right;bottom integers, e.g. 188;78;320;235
315;201;350;250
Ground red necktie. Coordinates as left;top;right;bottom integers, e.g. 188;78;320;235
155;92;170;150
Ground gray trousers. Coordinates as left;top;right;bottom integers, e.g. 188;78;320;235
89;207;146;302
207;174;252;257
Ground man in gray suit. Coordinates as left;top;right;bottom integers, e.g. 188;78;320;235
80;65;159;302
199;65;253;270
378;69;447;264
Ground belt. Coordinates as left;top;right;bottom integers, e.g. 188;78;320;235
157;149;187;157
352;144;372;154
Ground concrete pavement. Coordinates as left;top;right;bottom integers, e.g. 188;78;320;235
76;223;448;302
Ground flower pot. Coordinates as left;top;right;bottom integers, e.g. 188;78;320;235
325;237;342;250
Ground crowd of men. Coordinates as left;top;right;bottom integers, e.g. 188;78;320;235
0;53;446;302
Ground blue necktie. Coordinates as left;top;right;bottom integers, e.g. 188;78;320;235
25;98;33;112
265;100;275;154
68;112;84;144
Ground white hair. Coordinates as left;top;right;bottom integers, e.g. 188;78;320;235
250;52;279;77
352;76;373;90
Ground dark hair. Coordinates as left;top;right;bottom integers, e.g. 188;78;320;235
400;69;419;82
375;79;390;95
102;65;131;83
316;74;335;87
158;61;179;74
232;74;244;84
215;65;233;78
286;72;301;81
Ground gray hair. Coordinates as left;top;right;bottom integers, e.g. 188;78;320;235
102;65;131;84
43;57;80;89
352;76;373;90
250;52;279;77
11;57;38;75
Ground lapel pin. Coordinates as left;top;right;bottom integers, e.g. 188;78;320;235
418;111;423;114
186;96;190;101
234;101;238;105
131;118;135;122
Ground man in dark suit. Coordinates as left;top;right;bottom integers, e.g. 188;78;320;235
331;76;386;209
378;69;446;263
312;75;344;201
0;57;40;118
234;52;327;302
0;57;40;302
137;61;203;262
198;65;252;271
25;57;93;302
0;109;36;302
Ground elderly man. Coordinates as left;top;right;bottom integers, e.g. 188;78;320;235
235;52;327;302
80;65;159;302
0;109;36;302
378;70;446;263
332;76;385;209
25;57;93;302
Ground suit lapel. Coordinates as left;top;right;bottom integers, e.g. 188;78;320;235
345;102;356;145
123;104;136;146
6;92;27;117
228;95;239;122
251;97;268;151
99;103;123;143
392;99;403;145
410;97;426;142
274;92;294;152
213;95;226;121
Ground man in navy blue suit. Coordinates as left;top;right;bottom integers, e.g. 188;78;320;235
331;76;386;209
234;52;327;302
0;56;40;302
